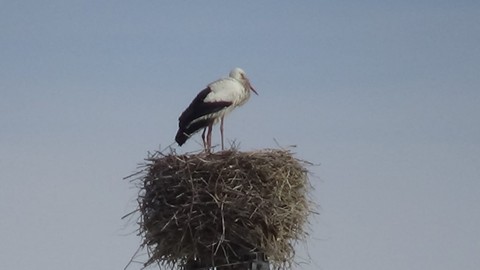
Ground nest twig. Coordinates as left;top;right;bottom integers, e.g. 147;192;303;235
126;148;312;269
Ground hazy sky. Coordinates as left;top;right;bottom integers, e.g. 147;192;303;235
1;1;479;269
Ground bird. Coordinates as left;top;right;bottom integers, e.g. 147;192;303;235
175;67;258;152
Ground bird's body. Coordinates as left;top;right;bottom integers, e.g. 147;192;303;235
175;68;257;152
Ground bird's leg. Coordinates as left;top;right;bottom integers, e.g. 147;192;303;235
220;116;225;151
201;127;207;151
206;124;213;153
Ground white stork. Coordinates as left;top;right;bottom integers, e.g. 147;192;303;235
175;67;258;152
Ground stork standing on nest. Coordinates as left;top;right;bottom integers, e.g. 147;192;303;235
175;68;258;152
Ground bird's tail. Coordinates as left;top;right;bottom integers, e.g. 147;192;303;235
175;119;211;146
175;129;189;146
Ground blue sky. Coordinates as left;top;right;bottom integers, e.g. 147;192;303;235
1;1;479;269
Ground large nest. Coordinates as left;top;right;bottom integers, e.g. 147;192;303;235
128;148;312;269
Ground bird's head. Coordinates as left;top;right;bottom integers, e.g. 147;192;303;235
229;67;258;95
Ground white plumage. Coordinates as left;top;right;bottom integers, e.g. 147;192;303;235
175;68;258;152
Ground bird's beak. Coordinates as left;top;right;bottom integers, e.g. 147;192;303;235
251;86;258;95
249;81;258;95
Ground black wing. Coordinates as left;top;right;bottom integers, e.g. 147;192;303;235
175;87;232;146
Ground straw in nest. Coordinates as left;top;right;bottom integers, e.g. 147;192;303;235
127;148;312;269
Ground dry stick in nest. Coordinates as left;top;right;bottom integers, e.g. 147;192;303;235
125;148;314;270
